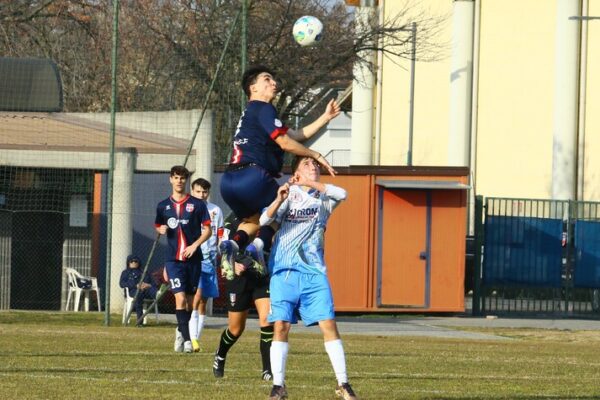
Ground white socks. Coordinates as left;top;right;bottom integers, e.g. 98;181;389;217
324;339;348;385
270;341;289;386
188;311;206;341
189;310;199;340
197;314;205;340
270;339;347;386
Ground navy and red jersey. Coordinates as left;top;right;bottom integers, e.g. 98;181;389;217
155;195;211;264
229;100;288;176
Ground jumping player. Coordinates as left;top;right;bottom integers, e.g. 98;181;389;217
219;65;340;275
261;156;358;400
155;165;212;353
188;177;224;352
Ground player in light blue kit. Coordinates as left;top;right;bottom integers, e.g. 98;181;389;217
261;156;358;400
189;178;224;352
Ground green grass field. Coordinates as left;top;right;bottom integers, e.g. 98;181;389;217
1;312;599;399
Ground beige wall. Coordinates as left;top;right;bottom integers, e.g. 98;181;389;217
583;0;600;200
379;1;452;166
476;1;556;198
376;0;600;201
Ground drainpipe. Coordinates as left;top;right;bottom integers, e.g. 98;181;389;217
551;0;581;201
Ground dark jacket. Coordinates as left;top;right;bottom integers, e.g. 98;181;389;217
119;255;151;297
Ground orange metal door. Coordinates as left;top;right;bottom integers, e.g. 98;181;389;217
377;188;429;307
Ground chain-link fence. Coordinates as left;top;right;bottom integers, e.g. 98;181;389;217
0;0;360;319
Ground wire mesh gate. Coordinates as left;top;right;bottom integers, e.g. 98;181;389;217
472;196;600;318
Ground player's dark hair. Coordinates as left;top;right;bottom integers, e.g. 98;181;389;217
191;177;211;190
242;65;276;97
170;165;190;178
291;155;318;173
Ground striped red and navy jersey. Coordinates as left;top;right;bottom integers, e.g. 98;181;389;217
229;100;288;176
154;194;211;263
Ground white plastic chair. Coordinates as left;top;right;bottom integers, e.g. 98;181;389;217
65;267;101;312
122;287;159;325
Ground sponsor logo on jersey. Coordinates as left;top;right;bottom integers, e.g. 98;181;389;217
165;205;171;210
167;218;190;229
233;138;249;145
286;206;319;222
186;203;194;212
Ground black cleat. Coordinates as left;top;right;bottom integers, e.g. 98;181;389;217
262;370;273;381
213;352;226;378
335;382;358;400
268;384;288;400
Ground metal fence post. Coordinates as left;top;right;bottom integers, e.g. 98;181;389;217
472;195;484;316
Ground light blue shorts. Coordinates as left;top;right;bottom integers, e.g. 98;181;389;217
197;261;219;299
268;270;335;327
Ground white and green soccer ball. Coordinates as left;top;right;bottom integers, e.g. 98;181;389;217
293;16;323;47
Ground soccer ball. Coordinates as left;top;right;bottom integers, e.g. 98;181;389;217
293;16;323;47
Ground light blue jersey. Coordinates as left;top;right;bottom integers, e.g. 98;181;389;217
268;184;347;275
200;201;224;273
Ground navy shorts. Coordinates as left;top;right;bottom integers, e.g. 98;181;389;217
220;165;279;219
165;260;200;295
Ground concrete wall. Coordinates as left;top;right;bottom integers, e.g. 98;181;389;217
375;0;600;201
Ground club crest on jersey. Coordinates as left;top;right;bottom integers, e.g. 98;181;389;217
289;191;302;203
167;217;178;229
229;293;236;307
186;203;194;212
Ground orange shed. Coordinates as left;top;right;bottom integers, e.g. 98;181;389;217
320;166;469;313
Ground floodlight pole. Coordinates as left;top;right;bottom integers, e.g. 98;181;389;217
398;22;417;166
240;0;248;113
105;0;120;326
407;22;416;166
567;14;599;201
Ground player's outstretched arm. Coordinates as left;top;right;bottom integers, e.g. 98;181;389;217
287;99;341;141
274;135;337;177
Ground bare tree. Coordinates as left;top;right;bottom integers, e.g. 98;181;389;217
0;0;447;161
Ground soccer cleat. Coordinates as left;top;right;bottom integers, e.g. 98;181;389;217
335;382;358;400
262;370;273;381
174;328;184;352
245;242;267;276
183;341;193;353
219;240;238;280
213;352;226;378
191;339;200;353
268;384;288;400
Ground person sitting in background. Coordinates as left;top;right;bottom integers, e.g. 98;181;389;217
119;254;158;326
